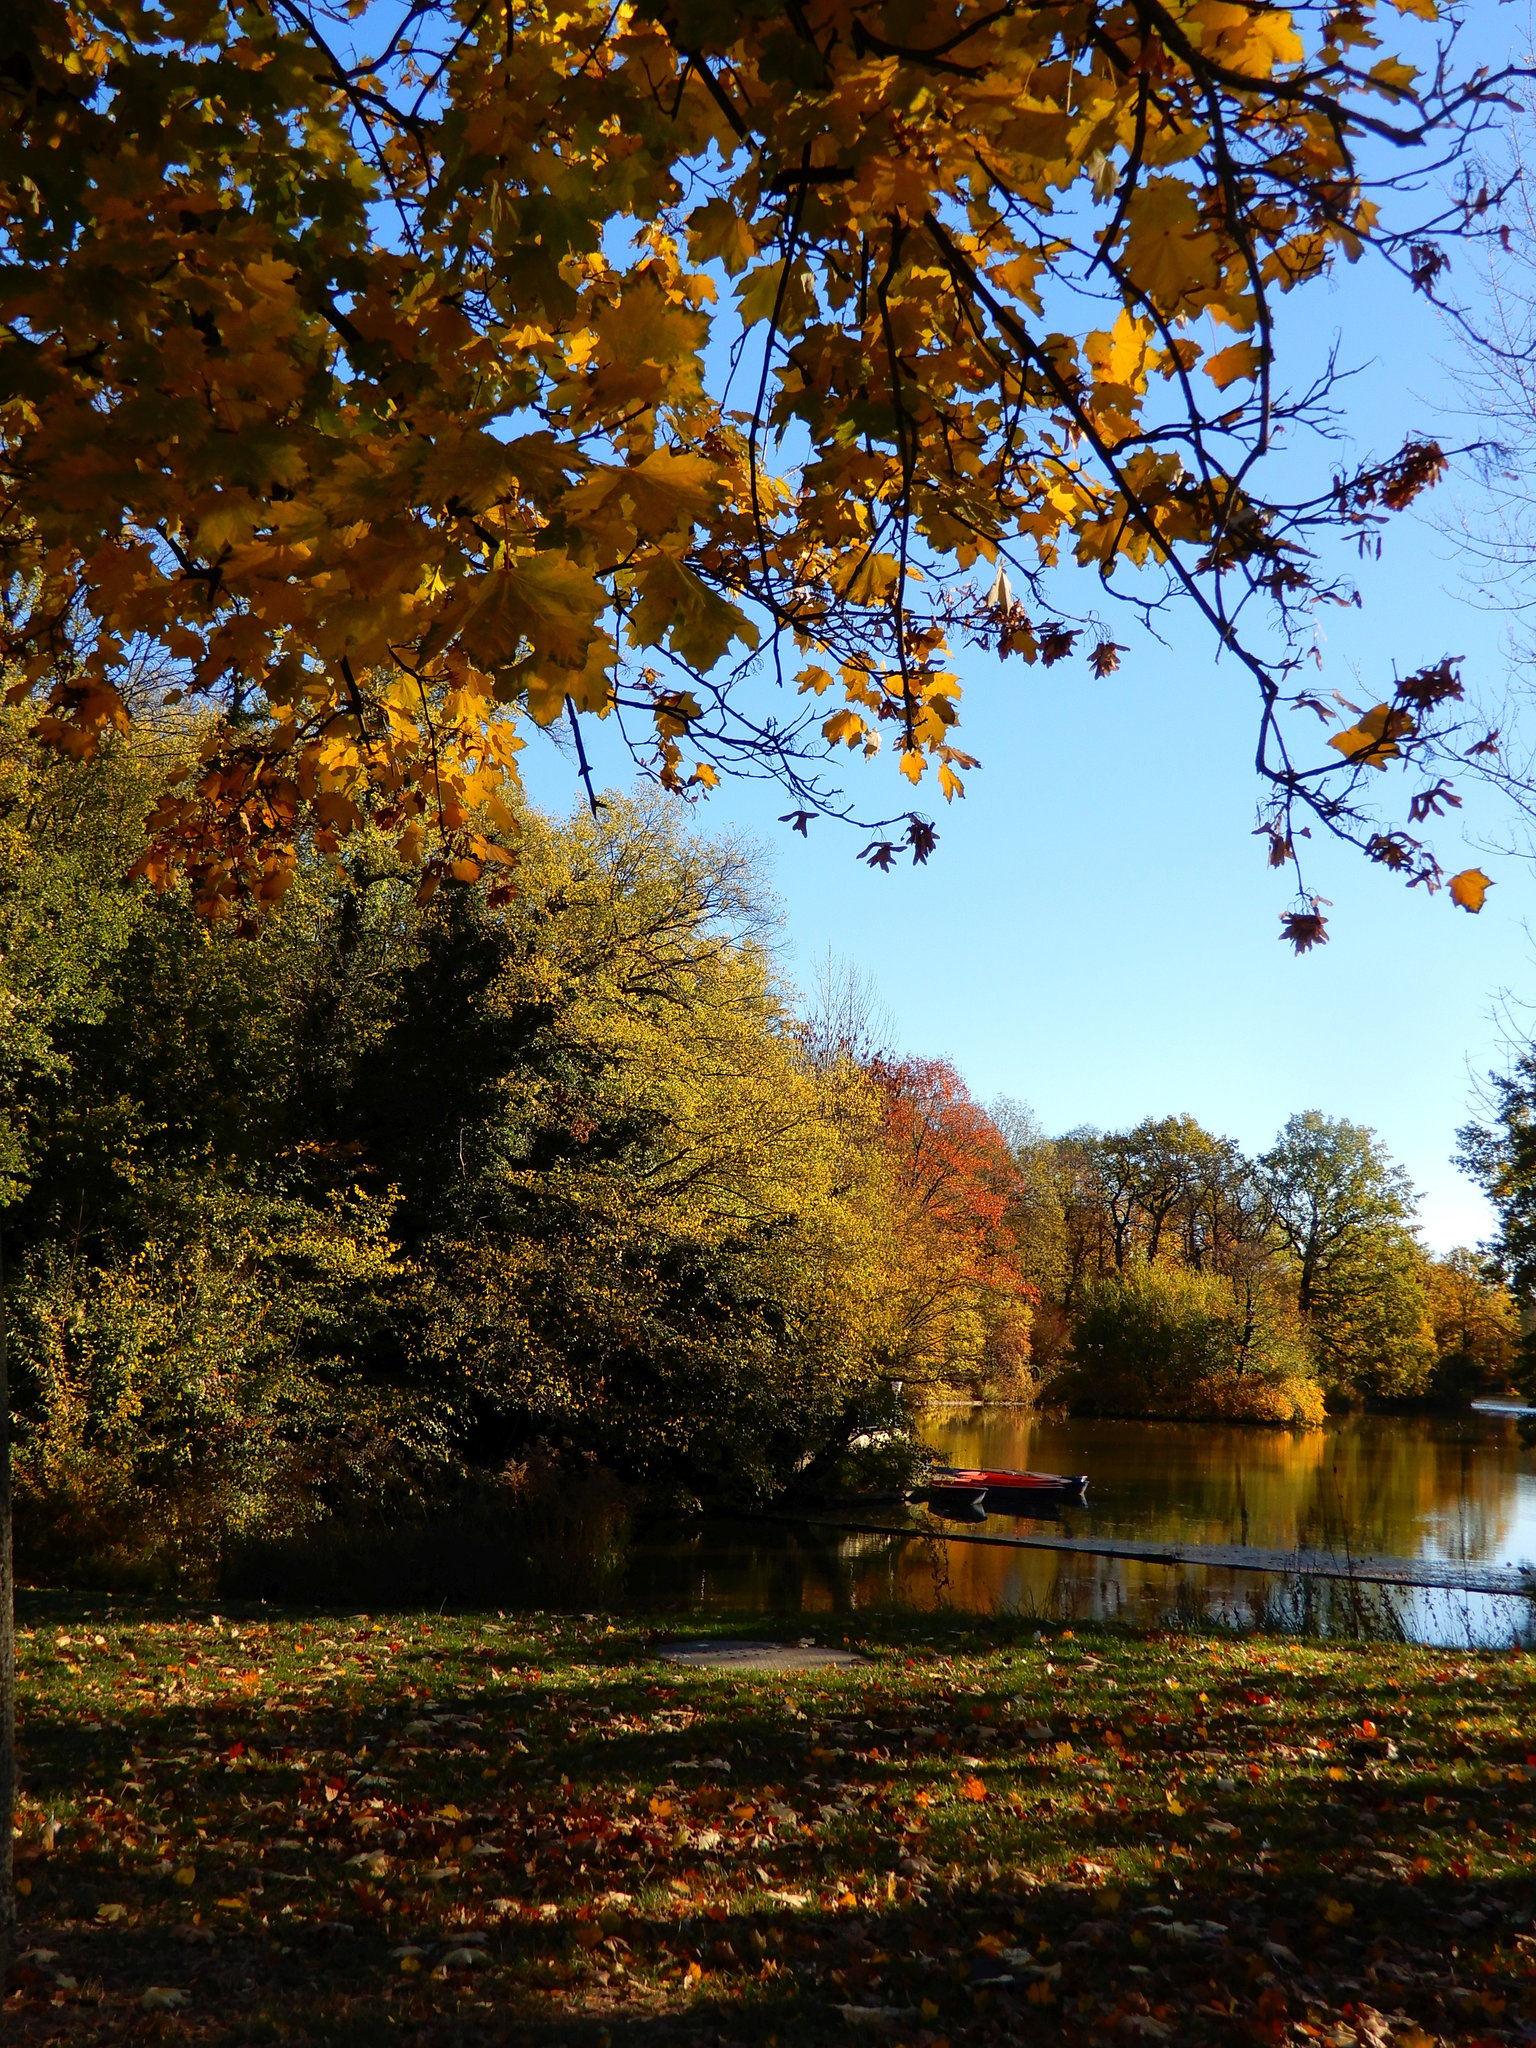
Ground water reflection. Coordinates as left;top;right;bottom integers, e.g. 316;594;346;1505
932;1410;1530;1565
621;1413;1536;1647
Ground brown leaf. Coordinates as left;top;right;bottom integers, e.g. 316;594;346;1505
1279;908;1329;952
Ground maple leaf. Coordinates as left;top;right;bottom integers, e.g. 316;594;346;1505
1122;180;1221;313
1327;703;1414;769
560;450;722;543
824;709;869;749
1084;310;1153;392
687;197;757;276
1206;342;1265;391
445;554;605;672
1448;867;1492;912
629;554;757;669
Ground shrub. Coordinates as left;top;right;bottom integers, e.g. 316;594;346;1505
1062;1259;1321;1423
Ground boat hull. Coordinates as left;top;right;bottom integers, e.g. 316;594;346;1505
923;1466;1087;1516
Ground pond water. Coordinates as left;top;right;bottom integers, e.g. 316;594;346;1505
619;1412;1536;1646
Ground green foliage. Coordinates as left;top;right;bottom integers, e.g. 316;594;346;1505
1458;1062;1536;1402
0;720;1498;1591
1;730;913;1575
0;706;148;1203
1260;1112;1433;1401
13;1189;414;1585
1063;1259;1322;1425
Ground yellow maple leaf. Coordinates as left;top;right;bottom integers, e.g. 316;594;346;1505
687;197;757;275
447;552;604;671
1206;341;1264;390
1084;309;1153;392
560;449;721;542
1448;867;1491;912
1123;179;1221;312
735;260;791;329
1187;1;1302;73
1369;56;1419;96
1327;702;1414;768
628;552;757;668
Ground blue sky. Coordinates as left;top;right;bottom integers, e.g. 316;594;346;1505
520;24;1536;1254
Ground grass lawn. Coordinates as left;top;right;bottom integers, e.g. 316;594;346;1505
6;1599;1535;2046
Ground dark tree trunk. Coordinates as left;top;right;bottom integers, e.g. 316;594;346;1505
0;1225;14;1991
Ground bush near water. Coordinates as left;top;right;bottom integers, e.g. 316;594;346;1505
0;724;1525;1586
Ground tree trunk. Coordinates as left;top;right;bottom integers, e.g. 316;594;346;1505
0;1224;14;1993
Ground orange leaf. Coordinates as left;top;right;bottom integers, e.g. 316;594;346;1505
959;1774;988;1802
1207;341;1264;389
1448;867;1491;912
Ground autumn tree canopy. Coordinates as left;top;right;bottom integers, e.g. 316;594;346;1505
0;0;1515;933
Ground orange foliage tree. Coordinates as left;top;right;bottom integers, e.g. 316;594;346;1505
872;1056;1035;1393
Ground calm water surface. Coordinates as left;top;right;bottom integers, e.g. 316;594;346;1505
621;1413;1536;1646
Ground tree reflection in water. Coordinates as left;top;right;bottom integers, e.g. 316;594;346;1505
621;1414;1536;1647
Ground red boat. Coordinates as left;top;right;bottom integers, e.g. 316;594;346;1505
924;1465;1088;1516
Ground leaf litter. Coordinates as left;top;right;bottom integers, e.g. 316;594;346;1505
4;1605;1534;2046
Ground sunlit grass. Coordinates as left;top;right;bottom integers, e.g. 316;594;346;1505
8;1601;1535;2043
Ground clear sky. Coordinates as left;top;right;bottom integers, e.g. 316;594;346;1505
521;27;1536;1255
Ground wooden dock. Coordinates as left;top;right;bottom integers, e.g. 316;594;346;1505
763;1515;1536;1600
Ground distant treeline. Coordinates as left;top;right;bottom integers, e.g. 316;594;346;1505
0;721;1523;1585
984;1107;1517;1424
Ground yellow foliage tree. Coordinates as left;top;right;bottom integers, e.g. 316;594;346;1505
0;0;1512;930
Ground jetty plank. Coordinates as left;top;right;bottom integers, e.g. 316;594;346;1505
765;1514;1536;1598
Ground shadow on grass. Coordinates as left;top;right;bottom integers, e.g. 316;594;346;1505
8;1611;1536;2044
